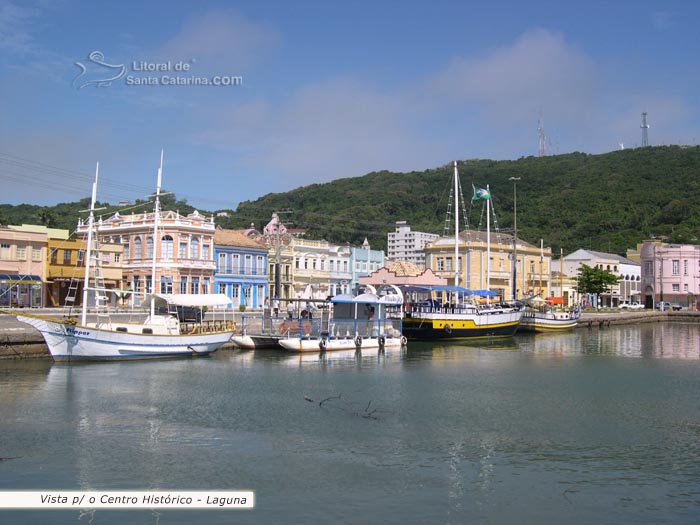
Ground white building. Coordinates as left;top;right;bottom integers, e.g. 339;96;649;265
387;221;439;268
563;249;641;307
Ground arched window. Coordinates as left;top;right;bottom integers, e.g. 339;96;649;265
146;236;154;259
162;235;173;259
134;237;142;259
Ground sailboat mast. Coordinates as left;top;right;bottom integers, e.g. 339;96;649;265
486;184;491;298
453;161;459;287
81;163;100;326
150;150;163;318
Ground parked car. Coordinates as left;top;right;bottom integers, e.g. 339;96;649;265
656;301;682;311
620;302;644;310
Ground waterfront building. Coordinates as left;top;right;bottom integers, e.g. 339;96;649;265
329;243;352;296
387;221;439;268
350;239;384;293
424;230;551;301
214;228;268;310
263;214;294;301
0;226;48;307
87;210;216;305
640;241;700;309
292;237;332;299
563;249;640;307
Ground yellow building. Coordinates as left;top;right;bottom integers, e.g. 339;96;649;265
424;230;552;301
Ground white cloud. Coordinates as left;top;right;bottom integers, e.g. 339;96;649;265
156;9;278;72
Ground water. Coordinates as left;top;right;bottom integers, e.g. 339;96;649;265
1;323;700;524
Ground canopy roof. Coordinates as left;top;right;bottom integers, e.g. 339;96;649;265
142;293;232;308
399;285;495;297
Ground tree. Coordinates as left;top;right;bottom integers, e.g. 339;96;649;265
576;264;620;295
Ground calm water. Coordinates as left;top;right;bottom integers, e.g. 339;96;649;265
1;323;700;524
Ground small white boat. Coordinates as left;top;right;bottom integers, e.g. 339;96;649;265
518;307;580;333
278;285;406;353
15;156;236;361
230;314;287;349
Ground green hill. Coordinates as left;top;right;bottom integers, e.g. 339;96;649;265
2;145;700;255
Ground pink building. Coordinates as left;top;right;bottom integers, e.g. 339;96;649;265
640;241;700;309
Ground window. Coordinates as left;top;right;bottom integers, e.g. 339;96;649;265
0;243;10;259
684;260;688;276
684;284;689;293
77;250;85;263
134;237;142;259
160;276;173;294
218;253;226;272
231;284;239;301
202;278;209;295
672;260;680;276
146;236;154;259
162;235;173;259
232;254;240;274
179;242;187;259
190;276;199;294
63;250;71;264
180;277;188;294
16;246;26;260
245;255;252;274
114;254;120;263
50;250;57;264
189;238;199;259
32;247;42;261
257;255;265;274
218;283;227;295
672;283;680;292
437;257;444;272
133;276;141;295
644;261;653;275
123;241;129;260
202;244;210;260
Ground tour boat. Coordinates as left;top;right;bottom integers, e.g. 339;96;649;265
401;162;522;340
278;285;406;352
16;156;236;361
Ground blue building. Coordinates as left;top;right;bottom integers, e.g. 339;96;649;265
350;239;385;292
214;229;268;310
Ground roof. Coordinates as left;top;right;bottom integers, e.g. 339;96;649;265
386;261;424;277
566;248;639;266
214;229;267;249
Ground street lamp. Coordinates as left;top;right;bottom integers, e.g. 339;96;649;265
509;177;521;301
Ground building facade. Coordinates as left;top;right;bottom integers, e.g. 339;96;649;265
563;249;640;307
90;209;217;305
424;231;552;301
214;229;268;309
640;241;700;309
0;226;47;307
387;221;439;268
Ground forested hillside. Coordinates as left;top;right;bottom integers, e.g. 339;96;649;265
2;145;699;255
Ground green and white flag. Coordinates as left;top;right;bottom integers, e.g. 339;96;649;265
472;185;490;201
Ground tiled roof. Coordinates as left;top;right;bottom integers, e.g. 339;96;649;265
214;229;266;249
386;261;423;277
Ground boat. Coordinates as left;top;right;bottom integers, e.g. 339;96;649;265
14;156;236;361
400;161;523;340
518;297;580;333
278;285;406;352
230;312;288;349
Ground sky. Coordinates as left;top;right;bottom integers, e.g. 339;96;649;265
1;0;698;211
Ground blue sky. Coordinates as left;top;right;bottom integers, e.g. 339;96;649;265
1;0;698;211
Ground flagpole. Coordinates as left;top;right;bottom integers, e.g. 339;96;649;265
486;184;490;301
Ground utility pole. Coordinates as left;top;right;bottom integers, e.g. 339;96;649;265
509;177;521;301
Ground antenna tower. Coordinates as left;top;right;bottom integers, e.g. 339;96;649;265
537;111;546;157
641;112;649;147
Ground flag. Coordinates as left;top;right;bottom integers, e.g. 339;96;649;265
472;185;490;201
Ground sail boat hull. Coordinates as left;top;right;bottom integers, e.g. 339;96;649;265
402;310;521;340
17;314;233;361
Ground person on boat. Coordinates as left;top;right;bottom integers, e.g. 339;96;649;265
306;301;314;319
272;298;280;317
263;297;270;317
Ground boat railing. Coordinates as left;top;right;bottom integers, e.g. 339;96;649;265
281;316;403;341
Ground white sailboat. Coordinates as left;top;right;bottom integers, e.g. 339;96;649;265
16;156;236;361
401;161;523;340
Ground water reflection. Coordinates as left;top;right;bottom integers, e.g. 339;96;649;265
2;322;700;524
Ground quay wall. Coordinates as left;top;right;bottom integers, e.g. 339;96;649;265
1;310;700;360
